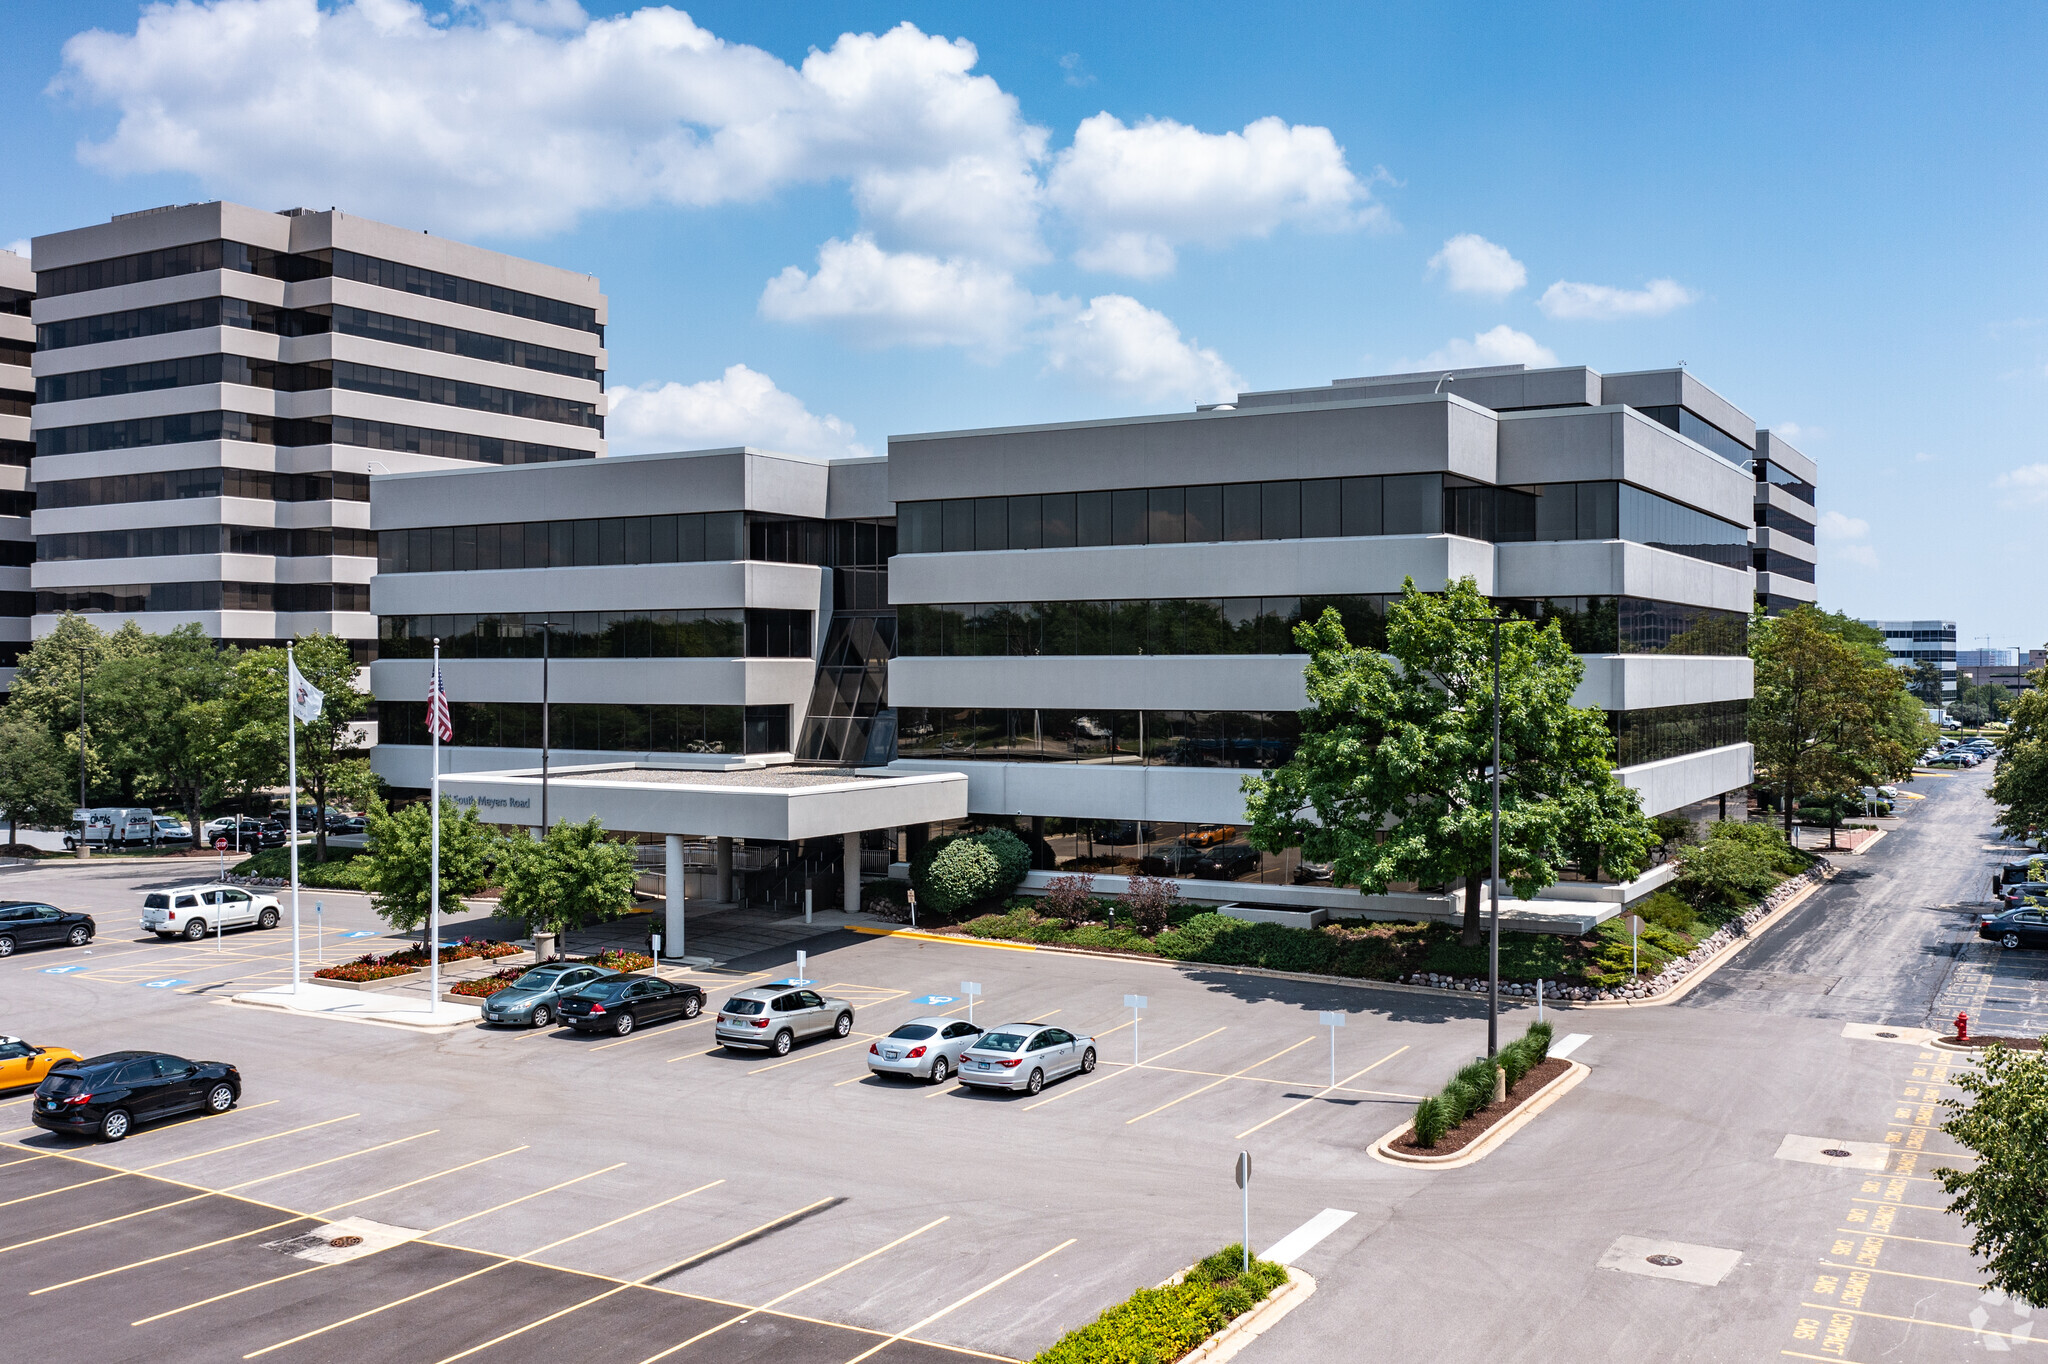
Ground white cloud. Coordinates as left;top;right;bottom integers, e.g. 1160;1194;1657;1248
1994;463;2048;503
1912;451;1937;463
1058;52;1094;87
1041;294;1242;404
1816;509;1878;569
1537;277;1698;321
1771;420;1825;443
606;364;868;460
1426;233;1525;298
457;0;589;29
1422;325;1558;370
1048;113;1383;277
759;235;1046;355
2;239;26;260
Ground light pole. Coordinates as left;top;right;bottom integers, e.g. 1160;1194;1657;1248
75;646;89;834
538;619;556;832
1485;615;1504;1060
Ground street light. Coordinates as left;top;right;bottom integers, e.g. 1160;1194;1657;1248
538;619;556;831
1485;615;1504;1060
74;645;88;814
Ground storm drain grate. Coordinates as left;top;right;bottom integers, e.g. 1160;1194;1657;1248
1646;1255;1683;1267
266;1234;328;1255
1821;1149;1853;1158
1876;1031;1899;1038
328;1235;363;1248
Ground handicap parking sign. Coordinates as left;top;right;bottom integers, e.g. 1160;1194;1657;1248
43;964;86;975
340;931;378;940
912;995;959;1006
141;978;189;989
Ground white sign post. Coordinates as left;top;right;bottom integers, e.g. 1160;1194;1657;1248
315;901;324;965
1318;1011;1345;1088
1626;913;1645;982
1125;994;1147;1067
1234;1151;1252;1271
961;981;982;1024
906;887;916;930
795;949;808;986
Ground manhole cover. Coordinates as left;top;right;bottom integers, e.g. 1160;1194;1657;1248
1646;1254;1683;1267
1876;1031;1898;1038
1821;1149;1853;1158
328;1235;363;1248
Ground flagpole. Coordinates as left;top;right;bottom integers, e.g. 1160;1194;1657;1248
287;645;301;996
430;640;441;1016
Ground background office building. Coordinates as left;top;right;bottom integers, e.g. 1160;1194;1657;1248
1865;619;1958;702
1959;647;2044;695
1749;428;1818;614
28;202;606;666
0;248;32;689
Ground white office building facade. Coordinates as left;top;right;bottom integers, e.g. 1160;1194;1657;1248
27;202;606;663
0;249;32;690
1865;619;1958;703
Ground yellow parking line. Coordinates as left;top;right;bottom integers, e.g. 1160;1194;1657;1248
1848;1196;1951;1214
841;1238;1074;1364
1814;1260;1981;1289
1234;1045;1410;1139
1126;1036;1315;1126
634;1215;951;1364
133;1160;622;1326
1832;1228;1971;1249
1021;1027;1227;1111
241;1179;725;1358
589;1016;711;1052
1799;1302;2043;1344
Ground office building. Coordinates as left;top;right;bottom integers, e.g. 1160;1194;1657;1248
28;202;606;665
1958;648;2016;668
1750;429;1818;614
1865;619;1958;702
1959;648;2044;695
371;362;1759;927
0;248;32;690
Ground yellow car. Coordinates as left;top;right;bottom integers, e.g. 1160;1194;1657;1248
0;1037;83;1091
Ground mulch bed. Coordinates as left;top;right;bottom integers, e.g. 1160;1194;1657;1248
1940;1034;2042;1051
1389;1055;1574;1156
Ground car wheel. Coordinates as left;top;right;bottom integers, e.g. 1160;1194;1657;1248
100;1109;132;1142
682;996;702;1019
834;1012;853;1038
257;908;279;929
614;1011;636;1036
2003;932;2022;949
0;935;14;957
183;919;207;940
929;1056;949;1085
1026;1068;1044;1096
773;1029;794;1057
67;926;91;947
1080;1047;1097;1074
205;1083;236;1113
530;1004;551;1029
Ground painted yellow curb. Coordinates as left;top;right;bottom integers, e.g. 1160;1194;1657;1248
1576;867;1835;1010
848;926;1038;952
1368;1058;1590;1170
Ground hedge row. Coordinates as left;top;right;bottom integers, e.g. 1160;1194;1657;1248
1031;1244;1288;1364
1411;1019;1554;1148
232;846;372;890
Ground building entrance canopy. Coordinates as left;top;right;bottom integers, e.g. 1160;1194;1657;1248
438;760;966;841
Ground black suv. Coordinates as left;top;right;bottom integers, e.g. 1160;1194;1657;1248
1992;860;2045;900
0;902;96;957
33;1051;241;1142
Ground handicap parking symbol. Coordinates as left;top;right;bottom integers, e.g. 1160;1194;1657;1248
43;964;87;975
141;978;189;989
340;931;378;940
912;995;958;1006
771;978;815;987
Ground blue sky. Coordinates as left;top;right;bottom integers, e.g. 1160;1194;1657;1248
4;1;2045;652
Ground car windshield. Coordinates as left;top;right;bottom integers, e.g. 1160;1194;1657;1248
976;1032;1028;1052
0;1041;31;1060
888;1024;938;1041
143;894;170;909
723;998;765;1015
39;1071;89;1094
580;980;632;999
512;968;568;989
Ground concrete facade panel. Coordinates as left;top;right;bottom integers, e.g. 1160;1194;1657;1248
372;656;814;707
889;655;1312;711
1493;540;1753;611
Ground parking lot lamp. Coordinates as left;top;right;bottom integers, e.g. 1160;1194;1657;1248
75;645;88;815
539;620;555;832
1486;615;1504;1060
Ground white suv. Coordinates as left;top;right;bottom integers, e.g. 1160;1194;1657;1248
141;885;282;940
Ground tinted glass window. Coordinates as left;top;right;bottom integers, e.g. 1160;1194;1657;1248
581;980;632;999
888;1024;939;1040
115;1061;156;1085
0;1040;32;1060
976;1032;1028;1052
1184;486;1221;542
1075;491;1112;546
723;998;764;1015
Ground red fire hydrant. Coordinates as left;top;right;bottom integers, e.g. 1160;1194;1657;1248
1954;1011;1969;1042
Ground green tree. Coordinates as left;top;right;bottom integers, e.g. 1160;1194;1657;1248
361;796;495;933
1907;659;1946;708
1242;578;1655;947
496;818;640;938
1750;606;1924;844
1989;666;2048;845
0;715;76;847
226;635;374;861
93;626;239;847
1936;1040;2048;1307
6;615;131;801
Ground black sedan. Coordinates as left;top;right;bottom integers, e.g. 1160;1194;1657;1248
557;974;706;1036
1999;882;2048;910
1192;842;1263;880
33;1050;240;1142
1979;908;2048;950
0;902;95;957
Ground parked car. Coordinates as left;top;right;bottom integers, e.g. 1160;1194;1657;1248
0;1037;83;1091
152;816;192;843
65;807;159;850
1294;859;1335;884
0;902;96;956
868;1016;985;1083
1998;882;2048;910
1992;860;2045;899
31;1050;240;1142
140;884;281;939
1192;841;1263;880
1979;907;2048;950
557;974;706;1036
1925;752;1974;769
479;962;619;1028
202;817;287;849
957;1024;1097;1095
714;986;854;1055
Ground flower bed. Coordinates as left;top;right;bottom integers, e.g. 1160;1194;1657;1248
314;953;418;982
582;949;652;972
452;968;526;998
1031;1244;1287;1364
375;937;520;968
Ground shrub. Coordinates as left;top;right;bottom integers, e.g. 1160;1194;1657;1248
1407;1020;1550;1145
861;878;912;919
584;949;653;972
1412;1096;1449;1147
1498;1038;1533;1087
1526;1019;1554;1060
976;827;1032;887
1632;889;1696;936
452;968;524;997
1043;872;1097;927
1651;813;1698;847
1121;875;1180;935
1707;819;1811;875
1674;839;1782;916
232;846;371;889
1031;1245;1286;1364
313;952;416;982
909;829;1031;915
1581;917;1691;985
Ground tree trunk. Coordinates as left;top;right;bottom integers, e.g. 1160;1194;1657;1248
187;785;203;852
1460;867;1484;947
1783;776;1796;847
313;769;328;864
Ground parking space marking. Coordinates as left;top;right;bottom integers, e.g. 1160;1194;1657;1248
747;1032;887;1075
1020;1027;1227;1111
1234;1045;1410;1139
634;1214;952;1364
589;1016;712;1052
240;1177;725;1358
1830;1228;1971;1249
1814;1260;1982;1290
644;1196;841;1282
1125;1035;1316;1125
0;1107;338;1210
1798;1302;2042;1344
842;1237;1076;1364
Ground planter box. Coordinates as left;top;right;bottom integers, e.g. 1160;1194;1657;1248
1220;904;1328;928
307;972;418;992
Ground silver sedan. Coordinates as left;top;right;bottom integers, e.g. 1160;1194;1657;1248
957;1024;1097;1095
868;1017;985;1083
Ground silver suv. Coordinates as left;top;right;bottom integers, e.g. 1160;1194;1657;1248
715;987;854;1056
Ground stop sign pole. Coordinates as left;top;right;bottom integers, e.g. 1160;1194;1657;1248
216;836;227;882
1234;1151;1251;1271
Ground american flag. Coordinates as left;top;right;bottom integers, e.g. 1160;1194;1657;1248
427;663;452;743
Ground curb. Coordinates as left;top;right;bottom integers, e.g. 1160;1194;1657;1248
1182;1267;1316;1363
1929;1036;2027;1054
222;994;480;1033
1571;868;1835;1010
1369;1058;1590;1169
848;925;1040;952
